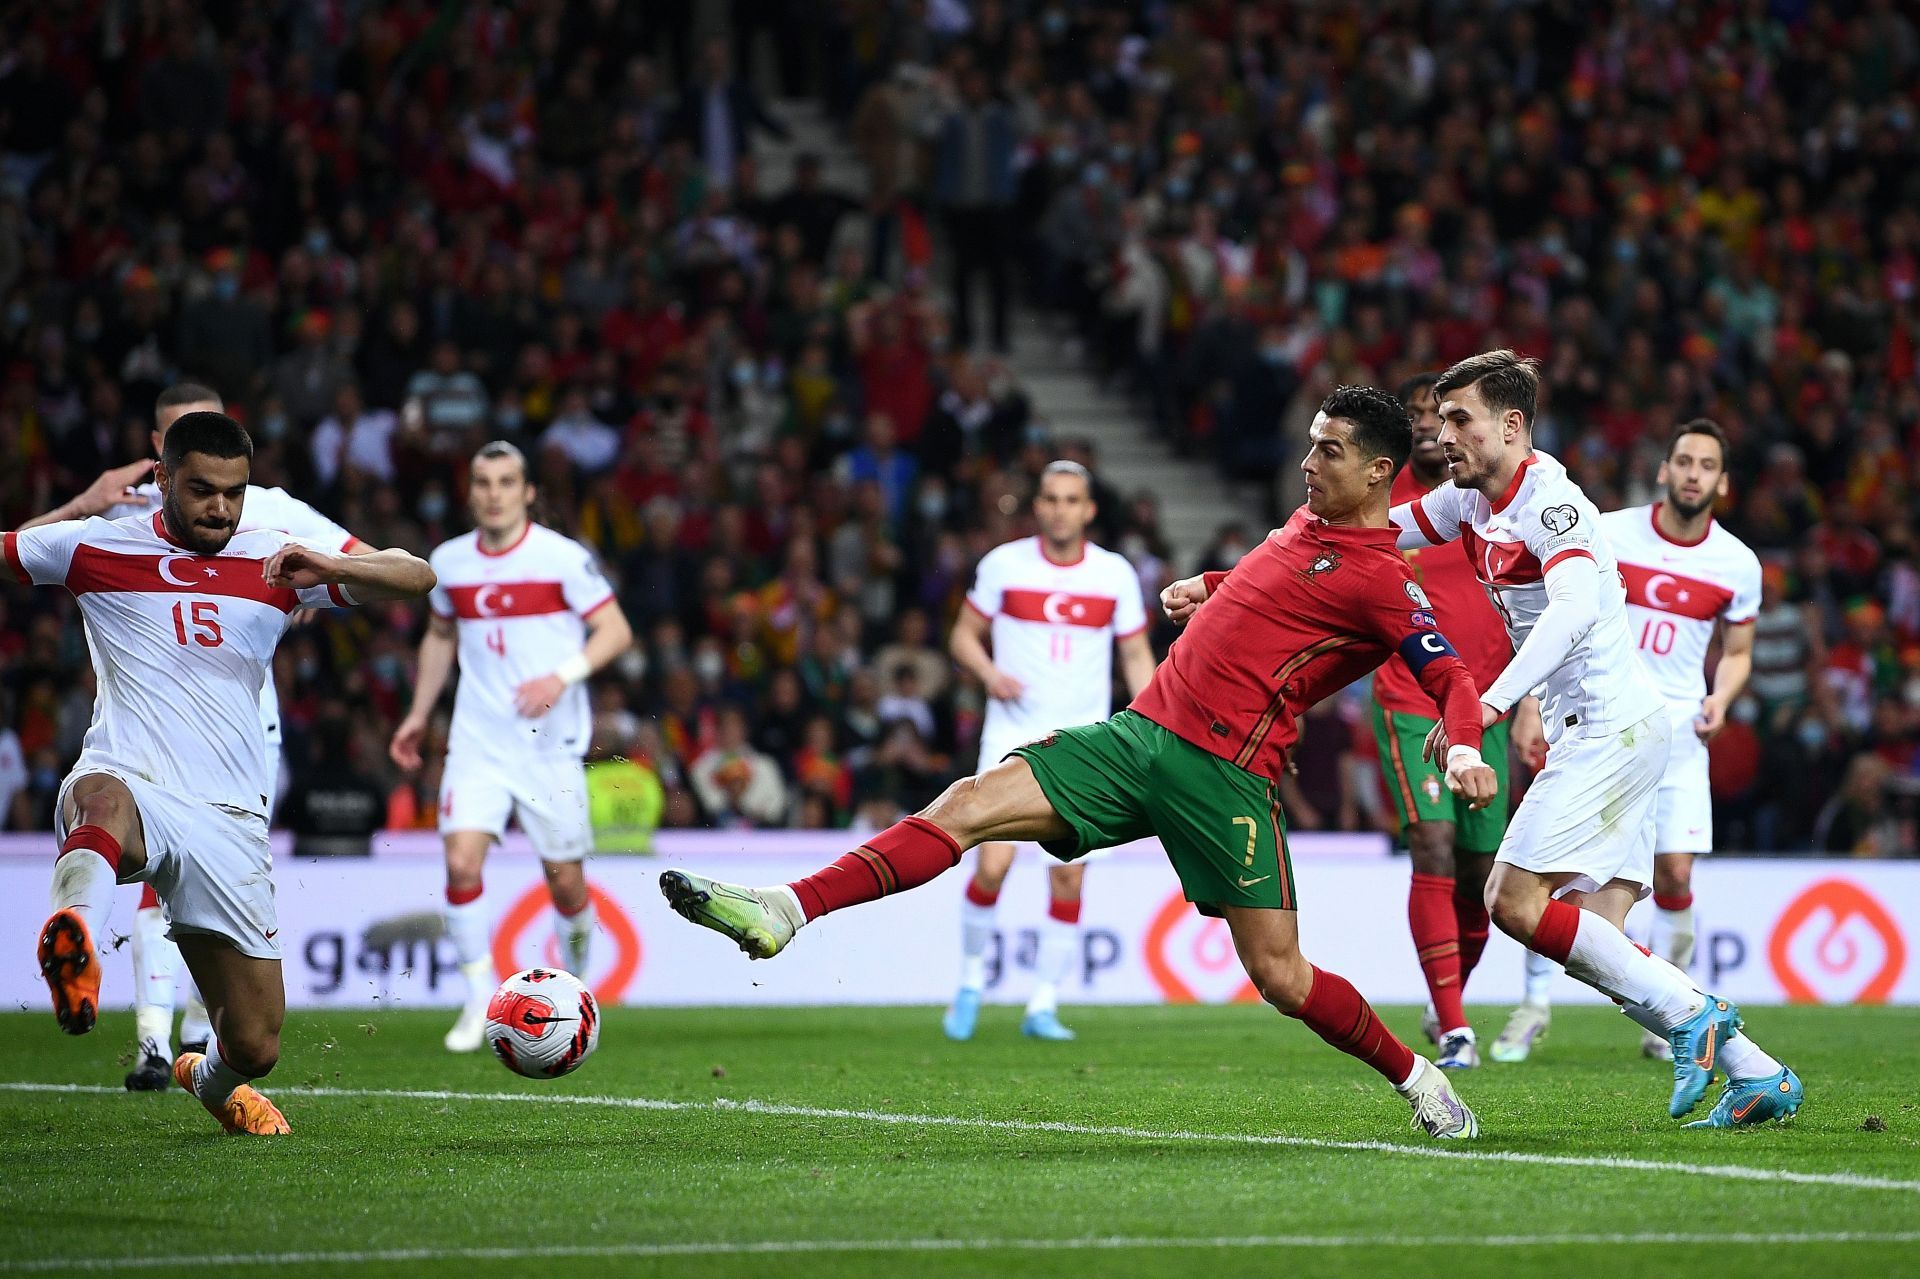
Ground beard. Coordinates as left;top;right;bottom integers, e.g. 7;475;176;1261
1666;490;1715;520
163;497;236;555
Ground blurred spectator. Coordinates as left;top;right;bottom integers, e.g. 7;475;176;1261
584;722;665;855
689;705;788;827
932;66;1017;352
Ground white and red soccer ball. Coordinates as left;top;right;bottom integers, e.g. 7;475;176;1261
485;968;600;1079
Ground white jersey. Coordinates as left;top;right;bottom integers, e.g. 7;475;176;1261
1392;450;1663;744
106;482;360;744
964;536;1147;747
1600;503;1762;711
5;513;346;817
428;523;613;764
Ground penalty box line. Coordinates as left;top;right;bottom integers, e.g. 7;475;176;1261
4;1080;1917;1196
4;1232;1920;1272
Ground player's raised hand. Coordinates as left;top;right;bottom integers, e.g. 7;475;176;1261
71;459;156;517
263;543;343;589
984;668;1025;703
389;715;427;771
1160;575;1210;625
514;673;566;718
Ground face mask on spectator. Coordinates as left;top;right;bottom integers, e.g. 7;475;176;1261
4;301;27;329
1082;163;1108;188
1259;344;1287;366
1796;719;1827;750
1109;144;1133;165
1166;177;1190;201
213;273;240;300
496;402;524;431
296;655;321;682
1052;144;1079;168
306;229;331;256
1042;9;1066;36
419;491;448;521
731;358;756;388
371;654;404;684
260;411;288;440
918;487;947;521
695;651;725;684
31;764;57;792
1230;152;1254;174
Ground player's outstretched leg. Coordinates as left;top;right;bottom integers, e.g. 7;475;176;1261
1226;905;1476;1139
174;935;289;1136
661;758;1072;958
126;887;182;1089
1022;863;1082;1041
442;833;497;1053
945;844;1014;1041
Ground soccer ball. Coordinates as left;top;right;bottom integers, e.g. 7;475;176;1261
485;968;600;1079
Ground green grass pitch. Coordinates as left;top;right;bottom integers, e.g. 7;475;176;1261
0;1003;1916;1277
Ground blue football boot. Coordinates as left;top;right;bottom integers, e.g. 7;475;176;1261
1685;1067;1804;1129
942;987;981;1041
1020;1009;1076;1040
1668;994;1743;1118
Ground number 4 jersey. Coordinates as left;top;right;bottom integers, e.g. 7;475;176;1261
1599;503;1761;710
4;513;350;816
428;523;614;764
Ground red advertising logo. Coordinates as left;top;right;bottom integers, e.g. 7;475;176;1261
1143;890;1261;1004
1767;879;1906;1005
491;881;642;1005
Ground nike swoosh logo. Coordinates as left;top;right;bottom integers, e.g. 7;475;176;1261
1731;1095;1763;1121
1237;875;1272;888
264;929;278;941
1693;1022;1717;1069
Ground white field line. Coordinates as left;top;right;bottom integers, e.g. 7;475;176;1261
3;1233;1919;1272
4;1080;1917;1196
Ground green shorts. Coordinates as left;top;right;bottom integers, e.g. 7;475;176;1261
1009;709;1293;917
1370;704;1510;854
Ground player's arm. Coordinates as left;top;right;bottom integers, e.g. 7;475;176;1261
1479;552;1599;721
1360;574;1494;807
391;613;457;771
1388;485;1466;552
1697;620;1754;740
1510;694;1546;770
18;460;157;529
950;601;1023;702
1116;629;1155;697
265;543;435;603
514;597;634;718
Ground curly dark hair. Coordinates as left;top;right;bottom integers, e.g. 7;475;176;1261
1319;384;1413;476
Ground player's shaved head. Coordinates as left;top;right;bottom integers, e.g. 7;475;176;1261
156;412;251;555
469;440;535;540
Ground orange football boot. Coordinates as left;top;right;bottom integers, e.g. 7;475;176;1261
37;909;101;1034
172;1052;291;1135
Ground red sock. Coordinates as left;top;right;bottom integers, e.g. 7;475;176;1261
1291;965;1417;1086
1454;894;1491;983
1530;897;1580;964
446;883;483;906
789;817;963;921
964;880;999;908
62;825;121;875
1653;890;1693;912
1408;873;1465;1032
1048;896;1081;925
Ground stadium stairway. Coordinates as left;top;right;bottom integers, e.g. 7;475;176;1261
761;98;1253;570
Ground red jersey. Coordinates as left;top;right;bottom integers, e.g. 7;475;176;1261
1373;466;1513;717
1131;507;1485;782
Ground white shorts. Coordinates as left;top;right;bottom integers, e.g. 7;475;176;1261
1497;711;1672;899
440;753;591;863
1653;707;1712;855
58;767;278;960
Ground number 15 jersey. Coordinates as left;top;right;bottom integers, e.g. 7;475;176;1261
428;523;615;764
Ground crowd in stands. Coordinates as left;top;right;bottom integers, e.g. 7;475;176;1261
0;1;1913;856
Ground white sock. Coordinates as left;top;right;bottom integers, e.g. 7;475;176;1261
131;906;180;1056
1565;911;1704;1029
554;902;596;975
190;1043;251;1105
1717;1034;1785;1081
1523;950;1557;1006
1395;1056;1425;1092
1650;902;1697;971
769;885;806;931
1026;915;1078;1016
50;848;118;928
458;957;494;1009
959;892;998;994
179;982;214;1050
444;892;491;966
